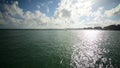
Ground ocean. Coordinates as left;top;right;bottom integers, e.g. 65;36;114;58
0;30;120;68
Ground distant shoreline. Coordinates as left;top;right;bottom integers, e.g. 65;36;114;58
0;24;120;30
0;29;120;31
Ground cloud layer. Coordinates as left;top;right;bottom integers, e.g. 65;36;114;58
0;0;120;29
105;4;120;17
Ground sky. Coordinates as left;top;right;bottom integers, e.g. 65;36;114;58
0;0;120;29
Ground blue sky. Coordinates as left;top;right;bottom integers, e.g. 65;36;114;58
0;0;120;29
0;0;60;16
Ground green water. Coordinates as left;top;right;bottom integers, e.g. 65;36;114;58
0;30;120;68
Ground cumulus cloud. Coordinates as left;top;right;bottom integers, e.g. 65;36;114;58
0;0;120;29
54;0;104;27
105;4;120;17
0;1;54;28
54;0;120;27
3;1;23;17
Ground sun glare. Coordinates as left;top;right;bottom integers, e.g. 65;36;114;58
71;30;103;67
82;30;101;41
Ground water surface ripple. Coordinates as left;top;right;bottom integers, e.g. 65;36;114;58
71;30;120;68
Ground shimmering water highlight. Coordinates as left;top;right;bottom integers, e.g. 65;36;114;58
0;30;120;68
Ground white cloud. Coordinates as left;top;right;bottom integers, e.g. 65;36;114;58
0;1;53;28
105;4;120;17
53;0;102;27
0;0;120;29
3;1;24;17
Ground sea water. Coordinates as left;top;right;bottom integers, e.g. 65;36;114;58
0;30;120;68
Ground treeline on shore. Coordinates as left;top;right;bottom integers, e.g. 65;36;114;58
83;24;120;30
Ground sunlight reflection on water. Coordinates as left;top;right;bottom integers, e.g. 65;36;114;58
71;30;113;68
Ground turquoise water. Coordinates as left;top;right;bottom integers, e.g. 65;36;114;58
0;30;120;68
